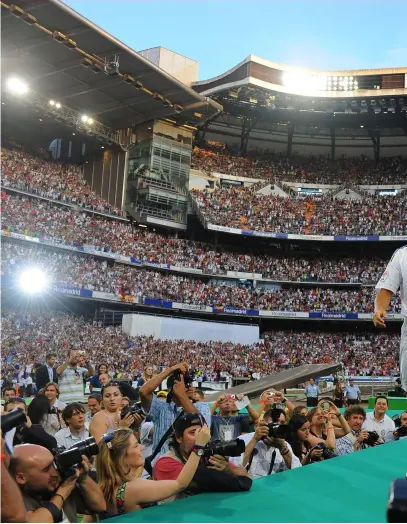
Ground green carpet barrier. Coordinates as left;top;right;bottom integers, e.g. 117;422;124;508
105;439;407;523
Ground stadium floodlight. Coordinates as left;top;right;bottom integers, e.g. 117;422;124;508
55;102;61;109
19;268;48;293
81;115;89;123
49;100;55;106
88;118;94;125
6;77;29;95
282;71;325;93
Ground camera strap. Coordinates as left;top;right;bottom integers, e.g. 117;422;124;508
147;409;185;463
246;448;277;476
267;450;277;476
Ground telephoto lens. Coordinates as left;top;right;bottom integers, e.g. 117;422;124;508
0;408;27;434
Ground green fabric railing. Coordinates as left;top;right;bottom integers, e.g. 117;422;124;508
105;439;406;523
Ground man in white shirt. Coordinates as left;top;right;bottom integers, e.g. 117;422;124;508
55;403;89;450
374;245;407;390
235;410;301;478
362;396;395;443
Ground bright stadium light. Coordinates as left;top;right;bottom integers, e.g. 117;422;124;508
283;71;326;93
87;117;94;125
81;115;89;123
49;100;55;106
19;268;48;294
55;102;61;109
6;77;29;95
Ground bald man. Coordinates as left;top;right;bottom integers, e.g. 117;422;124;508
9;444;106;522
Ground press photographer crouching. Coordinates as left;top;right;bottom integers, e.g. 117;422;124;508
96;424;211;515
8;440;106;522
386;411;407;442
235;409;301;478
153;413;252;503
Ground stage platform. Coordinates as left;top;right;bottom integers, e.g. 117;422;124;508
105;439;406;523
205;363;342;401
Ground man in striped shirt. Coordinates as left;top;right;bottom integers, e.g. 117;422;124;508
56;350;93;404
140;362;211;458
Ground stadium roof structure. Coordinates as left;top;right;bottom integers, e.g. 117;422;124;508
193;55;407;131
1;0;222;132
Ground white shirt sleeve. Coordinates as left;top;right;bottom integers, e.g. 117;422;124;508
375;248;403;294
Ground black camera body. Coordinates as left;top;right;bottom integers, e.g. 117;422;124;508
315;442;337;460
267;423;290;440
54;437;99;479
0;408;27;434
365;430;381;446
396;426;407;438
166;370;194;403
120;401;144;419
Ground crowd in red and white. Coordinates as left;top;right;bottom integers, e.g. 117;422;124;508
2;242;401;313
1;146;123;217
1;313;400;381
192;186;407;235
1;193;389;282
192;145;407;184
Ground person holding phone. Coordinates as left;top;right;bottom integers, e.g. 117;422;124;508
210;394;259;442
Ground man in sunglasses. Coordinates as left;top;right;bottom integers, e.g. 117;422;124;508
153;413;252;503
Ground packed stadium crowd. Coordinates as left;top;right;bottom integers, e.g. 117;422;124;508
192;186;407;235
192;145;407;185
1;143;406;524
1;146;123;217
1;313;400;383
2;242;401;313
1;193;390;282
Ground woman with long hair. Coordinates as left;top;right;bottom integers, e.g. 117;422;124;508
286;414;324;466
137;365;155;387
96;425;210;515
89;363;109;393
89;382;136;443
26;394;58;451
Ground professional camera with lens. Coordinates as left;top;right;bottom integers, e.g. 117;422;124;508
266;423;290;440
365;430;381;446
0;408;27;434
315;442;337;460
121;401;144;419
54;437;99;479
200;439;245;465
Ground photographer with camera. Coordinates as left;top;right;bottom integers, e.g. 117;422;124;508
96;425;211;515
386;411;407;442
9;443;106;522
211;393;259;442
335;406;372;455
362;396;395;443
139;362;211;458
236;409;301;478
3;396;58;453
153;413;251;503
